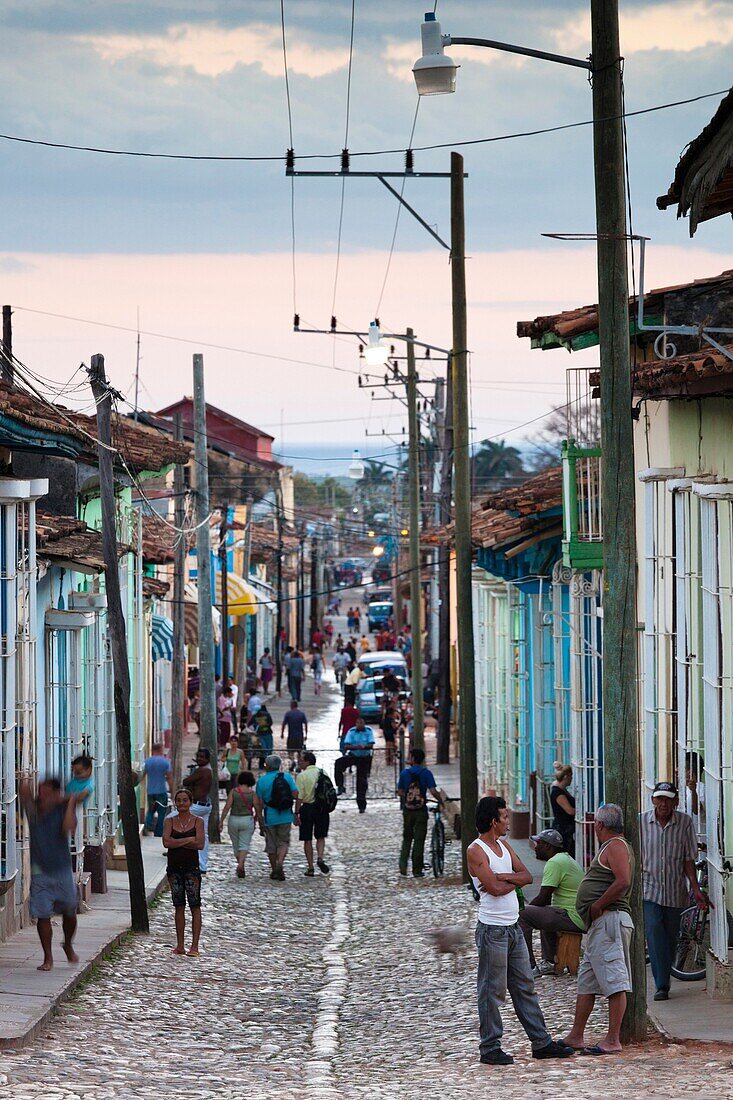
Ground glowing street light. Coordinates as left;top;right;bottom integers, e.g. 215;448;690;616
363;321;390;367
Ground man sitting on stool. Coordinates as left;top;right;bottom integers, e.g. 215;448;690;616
334;716;374;813
519;829;585;977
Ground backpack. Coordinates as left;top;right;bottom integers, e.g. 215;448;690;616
267;772;294;813
314;769;338;814
403;767;427;811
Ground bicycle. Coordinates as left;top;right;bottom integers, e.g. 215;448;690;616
669;858;733;981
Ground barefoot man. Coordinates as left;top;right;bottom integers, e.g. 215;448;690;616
20;778;79;971
564;803;635;1055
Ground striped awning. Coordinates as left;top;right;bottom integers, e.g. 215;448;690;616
151;614;174;662
184;582;222;647
215;570;258;617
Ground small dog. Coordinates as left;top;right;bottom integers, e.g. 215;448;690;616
426;925;471;971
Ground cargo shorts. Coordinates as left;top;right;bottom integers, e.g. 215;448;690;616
576;909;634;997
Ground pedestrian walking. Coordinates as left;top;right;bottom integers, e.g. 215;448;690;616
181;748;213;873
310;648;324;696
221;735;246;793
281;700;308;767
162;788;205;957
249;704;274;769
640;781;706;1002
217;684;236;748
334;716;374;813
220;770;259;878
549;762;576;858
332;647;349;693
19;779;79;972
296;751;334;876
518;829;585;976
468;795;574;1065
397;748;441;877
288;649;305;702
255;755;299;881
142;743;172;837
259;648;274;694
564;803;635;1055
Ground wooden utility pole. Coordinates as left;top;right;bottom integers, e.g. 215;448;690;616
192;353;220;841
392;474;404;631
451;151;478;879
309;533;318;646
170;413;186;789
406;329;425;750
235;495;253;697
590;0;645;1039
1;306;12;382
437;362;453;765
219;504;229;684
88;354;148;933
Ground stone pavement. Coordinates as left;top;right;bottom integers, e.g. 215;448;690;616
0;671;731;1098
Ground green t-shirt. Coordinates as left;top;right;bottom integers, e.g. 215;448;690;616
541;851;585;930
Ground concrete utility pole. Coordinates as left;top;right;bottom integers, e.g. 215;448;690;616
406;329;425;750
88;354;148;933
590;0;645;1039
275;485;284;694
451;151;479;879
437;364;453;765
170;414;186;789
192;353;220;841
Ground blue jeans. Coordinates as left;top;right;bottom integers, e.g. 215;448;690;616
475;922;552;1056
145;793;169;837
644;900;683;992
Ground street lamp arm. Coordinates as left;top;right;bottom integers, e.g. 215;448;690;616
447;35;591;71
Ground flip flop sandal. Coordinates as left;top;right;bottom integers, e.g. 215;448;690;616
581;1046;620;1056
186;949;200;957
171;948;187;956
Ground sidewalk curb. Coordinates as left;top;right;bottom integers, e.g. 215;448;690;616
0;866;170;1050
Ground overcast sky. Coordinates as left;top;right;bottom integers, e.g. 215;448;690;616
1;1;731;464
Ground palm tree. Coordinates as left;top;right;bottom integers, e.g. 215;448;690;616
472;439;525;490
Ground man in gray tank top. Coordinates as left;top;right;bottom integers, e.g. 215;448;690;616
564;803;634;1055
467;796;576;1066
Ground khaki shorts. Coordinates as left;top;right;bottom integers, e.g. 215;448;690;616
576;910;634;997
264;823;292;854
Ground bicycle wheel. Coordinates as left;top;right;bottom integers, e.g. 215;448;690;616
670;906;709;981
431;817;445;877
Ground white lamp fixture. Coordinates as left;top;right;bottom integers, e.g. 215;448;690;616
413;12;458;96
348;448;365;480
363;321;390;367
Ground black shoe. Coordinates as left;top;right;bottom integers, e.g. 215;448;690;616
533;1040;576;1060
480;1050;513;1066
399;868;407;876
317;859;330;874
358;807;366;814
413;871;425;878
304;868;315;877
336;786;346;796
653;989;669;1001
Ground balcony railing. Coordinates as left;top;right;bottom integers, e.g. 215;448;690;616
562;438;603;569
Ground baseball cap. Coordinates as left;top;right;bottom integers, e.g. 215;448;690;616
530;828;564;848
653;781;678;799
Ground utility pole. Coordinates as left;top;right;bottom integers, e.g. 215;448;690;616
219;504;229;685
451;151;478;879
591;0;645;1039
192;353;220;841
88;354;148;933
235;495;253;697
298;530;306;649
170;413;186;789
1;306;12;382
392;475;403;632
437;364;453;765
275;485;284;694
309;534;319;645
406;330;425;750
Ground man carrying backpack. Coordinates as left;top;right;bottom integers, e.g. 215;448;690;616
296;751;337;876
397;748;442;878
254;755;299;881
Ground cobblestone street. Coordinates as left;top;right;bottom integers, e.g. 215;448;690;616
2;676;732;1098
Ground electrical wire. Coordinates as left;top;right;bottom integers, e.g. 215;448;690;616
280;0;298;318
330;0;357;324
0;89;725;161
374;99;422;317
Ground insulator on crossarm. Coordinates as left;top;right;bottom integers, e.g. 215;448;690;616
330;316;337;332
293;313;300;330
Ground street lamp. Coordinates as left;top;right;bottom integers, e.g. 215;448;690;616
348;449;365;479
412;11;590;97
363;321;390;367
410;2;644;1041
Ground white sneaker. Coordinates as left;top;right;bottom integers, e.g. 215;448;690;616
538;960;556;975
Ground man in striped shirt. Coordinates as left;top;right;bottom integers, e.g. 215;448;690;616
639;781;707;1001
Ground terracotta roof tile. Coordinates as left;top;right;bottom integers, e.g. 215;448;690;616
626;344;733;397
657;88;733;233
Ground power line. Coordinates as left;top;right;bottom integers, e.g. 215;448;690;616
0;88;725;161
280;0;298;318
330;0;358;322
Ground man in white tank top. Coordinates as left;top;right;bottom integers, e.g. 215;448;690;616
467;796;576;1066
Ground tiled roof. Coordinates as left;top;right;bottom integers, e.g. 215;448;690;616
0;382;190;473
36;511;107;573
657;87;733;234
628;344;733;397
142;513;181;564
479;466;562;515
143;576;170;598
516;271;733;346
